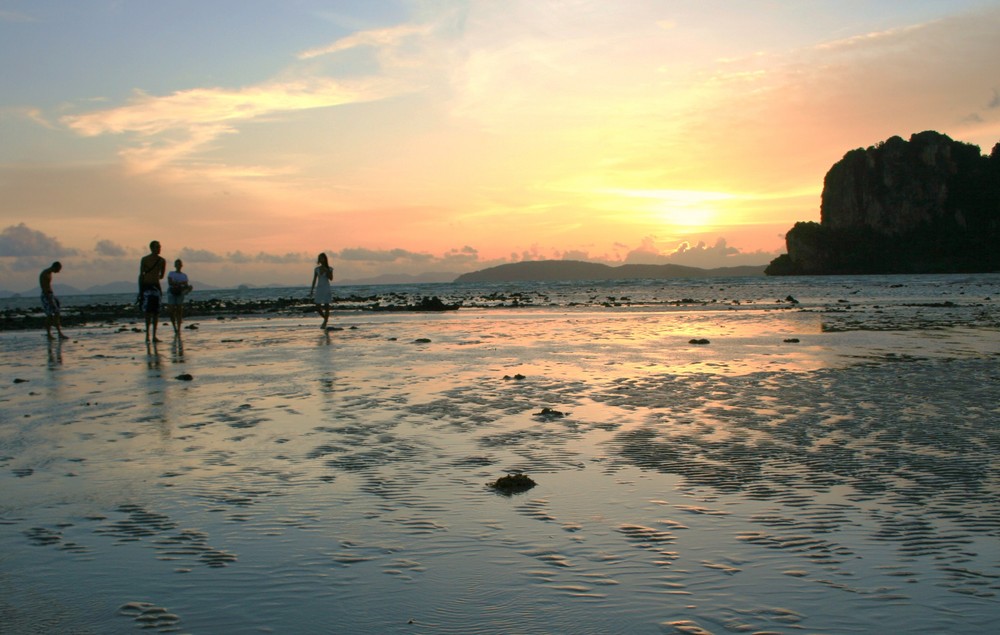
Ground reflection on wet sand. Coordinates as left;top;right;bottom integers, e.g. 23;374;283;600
0;305;998;634
46;337;63;369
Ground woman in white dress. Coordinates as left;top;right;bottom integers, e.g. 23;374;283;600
166;259;192;334
310;252;334;328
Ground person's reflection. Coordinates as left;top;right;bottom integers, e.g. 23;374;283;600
171;333;185;364
45;337;65;404
47;337;63;369
314;331;338;417
144;338;172;438
146;339;162;371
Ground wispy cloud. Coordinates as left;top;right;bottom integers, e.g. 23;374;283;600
297;23;432;60
60;77;401;173
813;23;927;52
0;10;35;22
988;89;1000;110
1;106;55;129
64;80;375;137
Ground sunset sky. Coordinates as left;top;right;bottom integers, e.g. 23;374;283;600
2;0;1000;290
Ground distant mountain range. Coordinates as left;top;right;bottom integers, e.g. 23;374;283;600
454;260;766;282
337;271;460;285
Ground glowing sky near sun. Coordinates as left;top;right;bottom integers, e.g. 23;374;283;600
2;0;999;289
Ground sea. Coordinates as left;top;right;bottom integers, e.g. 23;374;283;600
4;272;1000;319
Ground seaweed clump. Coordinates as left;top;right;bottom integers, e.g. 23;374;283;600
488;473;536;496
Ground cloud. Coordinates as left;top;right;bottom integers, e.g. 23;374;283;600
623;236;671;265
439;245;479;265
95;239;127;257
669;238;739;262
559;249;593;261
297;23;432;60
179;247;224;263
0;223;77;258
223;250;309;264
0;10;34;22
0;106;54;129
227;250;254;264
53;16;448;177
251;251;309;264
63;80;378;138
60;77;404;173
813;24;926;53
337;247;435;263
622;236;775;268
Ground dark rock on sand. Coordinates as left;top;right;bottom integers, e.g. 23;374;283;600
175;373;194;381
488;473;537;495
689;338;711;345
534;407;566;419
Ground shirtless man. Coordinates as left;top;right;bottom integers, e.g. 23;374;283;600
139;240;167;342
40;261;67;340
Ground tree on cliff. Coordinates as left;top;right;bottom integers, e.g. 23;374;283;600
767;131;1000;275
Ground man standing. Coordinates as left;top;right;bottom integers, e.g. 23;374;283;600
139;240;166;342
40;261;67;340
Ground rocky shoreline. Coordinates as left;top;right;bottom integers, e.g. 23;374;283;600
0;294;461;332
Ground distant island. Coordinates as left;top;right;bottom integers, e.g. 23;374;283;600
454;260;765;283
767;131;1000;275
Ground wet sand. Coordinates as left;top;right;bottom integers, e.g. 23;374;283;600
2;306;999;634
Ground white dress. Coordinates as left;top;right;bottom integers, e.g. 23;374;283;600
313;266;332;304
166;271;189;305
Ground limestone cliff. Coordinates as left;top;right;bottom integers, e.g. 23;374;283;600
767;131;1000;275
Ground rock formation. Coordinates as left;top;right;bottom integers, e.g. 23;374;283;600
767;131;1000;275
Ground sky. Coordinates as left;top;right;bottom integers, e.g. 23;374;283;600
2;0;1000;290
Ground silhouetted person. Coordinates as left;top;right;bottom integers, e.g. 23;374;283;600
310;252;333;329
39;261;67;339
166;258;192;335
139;240;166;342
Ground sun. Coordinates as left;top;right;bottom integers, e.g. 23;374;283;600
600;188;734;230
657;204;716;228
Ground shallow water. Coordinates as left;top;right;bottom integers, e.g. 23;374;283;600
2;297;999;633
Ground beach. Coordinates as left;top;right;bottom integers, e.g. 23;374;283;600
2;277;1000;634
